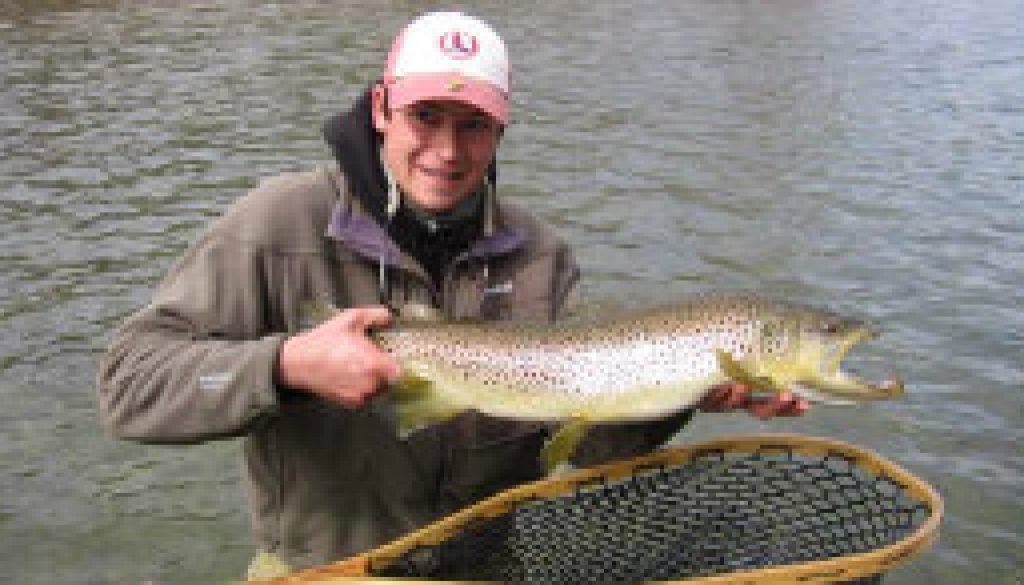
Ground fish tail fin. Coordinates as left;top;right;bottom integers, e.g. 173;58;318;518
391;372;464;438
541;418;592;474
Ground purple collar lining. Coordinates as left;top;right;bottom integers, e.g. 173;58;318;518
325;205;402;265
325;204;528;265
468;225;528;258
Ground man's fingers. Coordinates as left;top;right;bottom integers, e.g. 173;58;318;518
339;387;378;408
748;391;810;418
700;383;752;411
725;385;752;409
781;396;811;416
699;386;728;411
702;384;812;418
352;308;401;384
772;390;810;416
373;356;401;385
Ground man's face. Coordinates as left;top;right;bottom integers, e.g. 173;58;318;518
372;88;502;213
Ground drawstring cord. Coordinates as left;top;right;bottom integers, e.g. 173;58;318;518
380;149;399;307
378;257;391;307
481;177;495;290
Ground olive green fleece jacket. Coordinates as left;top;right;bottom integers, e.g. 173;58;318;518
96;165;690;570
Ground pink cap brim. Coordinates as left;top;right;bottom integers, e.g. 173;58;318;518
386;73;508;125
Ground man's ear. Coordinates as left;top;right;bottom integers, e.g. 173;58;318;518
371;84;390;133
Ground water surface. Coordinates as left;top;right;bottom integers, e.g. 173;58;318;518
1;1;1021;583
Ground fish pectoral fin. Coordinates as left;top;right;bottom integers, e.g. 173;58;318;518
715;350;783;394
541;418;592;474
390;372;463;439
390;372;434;401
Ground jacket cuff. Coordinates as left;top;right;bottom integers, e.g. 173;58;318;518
269;334;313;404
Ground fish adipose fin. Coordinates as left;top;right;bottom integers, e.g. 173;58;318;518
541;418;592;474
391;372;463;438
715;350;783;394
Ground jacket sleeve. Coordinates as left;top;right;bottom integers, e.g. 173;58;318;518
96;223;286;444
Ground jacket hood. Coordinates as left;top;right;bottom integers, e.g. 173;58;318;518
322;88;390;225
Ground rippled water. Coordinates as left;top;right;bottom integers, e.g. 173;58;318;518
1;1;1021;583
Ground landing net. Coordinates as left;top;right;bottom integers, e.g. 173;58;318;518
262;434;942;584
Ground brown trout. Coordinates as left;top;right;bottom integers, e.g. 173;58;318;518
307;293;903;469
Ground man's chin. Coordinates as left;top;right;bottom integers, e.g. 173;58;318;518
406;186;473;213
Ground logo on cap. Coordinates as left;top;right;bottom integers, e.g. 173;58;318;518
439;31;479;60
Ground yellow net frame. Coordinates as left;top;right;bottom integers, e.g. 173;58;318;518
254;434;942;584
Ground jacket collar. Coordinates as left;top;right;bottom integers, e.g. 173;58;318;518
325;206;403;266
325;193;528;267
468;224;528;258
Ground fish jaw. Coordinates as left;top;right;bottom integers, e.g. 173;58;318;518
792;370;905;403
823;324;877;374
785;324;905;403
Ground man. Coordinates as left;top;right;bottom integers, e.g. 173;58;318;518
97;11;806;578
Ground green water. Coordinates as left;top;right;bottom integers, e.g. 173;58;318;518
1;1;1021;583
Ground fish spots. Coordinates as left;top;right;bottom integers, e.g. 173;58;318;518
760;320;790;356
375;293;835;410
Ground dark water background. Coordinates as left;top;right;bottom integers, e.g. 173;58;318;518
1;1;1021;583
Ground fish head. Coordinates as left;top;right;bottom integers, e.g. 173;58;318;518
755;303;904;404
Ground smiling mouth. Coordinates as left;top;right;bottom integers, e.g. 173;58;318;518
420;167;466;181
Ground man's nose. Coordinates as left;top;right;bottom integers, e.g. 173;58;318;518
433;120;460;161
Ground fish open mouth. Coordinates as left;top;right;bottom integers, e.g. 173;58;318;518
793;326;905;405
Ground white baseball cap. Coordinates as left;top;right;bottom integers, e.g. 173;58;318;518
383;11;510;125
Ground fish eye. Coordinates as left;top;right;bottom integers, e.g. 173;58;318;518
821;319;843;334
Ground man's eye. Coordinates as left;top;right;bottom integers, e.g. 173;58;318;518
461;118;493;132
411;107;439;124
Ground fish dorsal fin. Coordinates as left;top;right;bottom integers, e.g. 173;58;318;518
395;302;444;322
541;418;592;474
715;350;783;394
390;370;462;438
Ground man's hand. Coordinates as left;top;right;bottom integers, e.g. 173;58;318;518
698;384;810;418
277;306;401;408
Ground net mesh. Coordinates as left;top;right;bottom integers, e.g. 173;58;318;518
370;447;931;584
